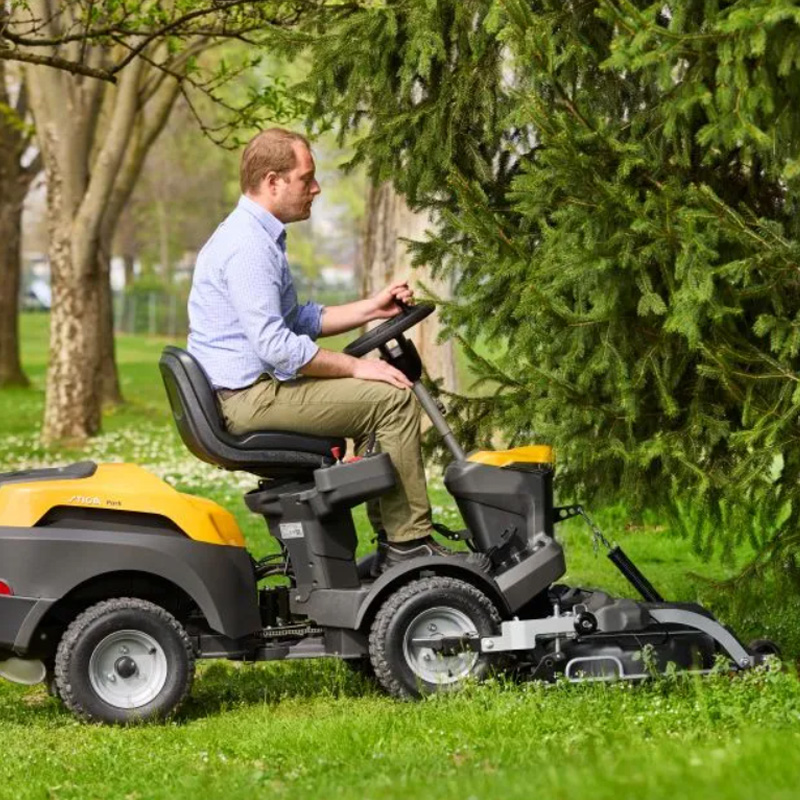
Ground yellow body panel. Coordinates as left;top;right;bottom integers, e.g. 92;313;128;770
468;445;554;467
0;463;245;547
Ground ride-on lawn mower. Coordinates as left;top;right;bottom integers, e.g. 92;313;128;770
0;304;774;723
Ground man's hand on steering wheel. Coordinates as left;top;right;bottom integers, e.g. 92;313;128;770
370;280;414;320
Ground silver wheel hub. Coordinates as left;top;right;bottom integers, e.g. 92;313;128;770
404;606;478;686
88;630;168;709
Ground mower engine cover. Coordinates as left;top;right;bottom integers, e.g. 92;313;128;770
0;461;244;546
0;461;261;657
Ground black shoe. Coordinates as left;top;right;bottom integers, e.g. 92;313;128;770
377;536;491;574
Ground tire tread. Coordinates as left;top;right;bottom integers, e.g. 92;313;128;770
368;576;500;699
54;597;195;724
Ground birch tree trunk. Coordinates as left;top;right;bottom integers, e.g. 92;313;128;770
362;181;457;391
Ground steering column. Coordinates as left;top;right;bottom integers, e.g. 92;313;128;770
344;303;466;462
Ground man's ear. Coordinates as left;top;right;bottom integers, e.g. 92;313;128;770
262;170;280;194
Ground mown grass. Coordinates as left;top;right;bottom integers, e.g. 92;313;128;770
2;665;800;800
1;313;799;800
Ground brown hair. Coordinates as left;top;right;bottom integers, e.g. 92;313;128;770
239;128;311;194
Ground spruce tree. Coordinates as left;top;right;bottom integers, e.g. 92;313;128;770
297;0;800;565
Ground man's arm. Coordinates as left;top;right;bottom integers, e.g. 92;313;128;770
227;249;321;381
299;348;413;390
320;280;415;336
228;250;411;389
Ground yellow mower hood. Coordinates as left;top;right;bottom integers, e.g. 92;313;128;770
0;463;245;547
468;445;554;468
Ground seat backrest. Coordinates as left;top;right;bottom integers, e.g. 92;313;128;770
159;346;229;466
159;346;342;477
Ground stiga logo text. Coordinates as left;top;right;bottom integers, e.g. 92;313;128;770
68;495;102;505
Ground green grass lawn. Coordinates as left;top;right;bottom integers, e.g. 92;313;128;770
1;313;799;800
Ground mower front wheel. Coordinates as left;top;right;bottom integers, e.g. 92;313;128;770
55;597;195;724
369;576;501;699
748;638;782;659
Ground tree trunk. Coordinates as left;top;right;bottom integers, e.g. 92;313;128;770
0;61;32;388
98;225;123;405
123;253;136;287
43;219;103;441
25;38;145;443
0;192;28;387
362;181;457;391
17;11;209;441
95;77;182;406
157;199;171;283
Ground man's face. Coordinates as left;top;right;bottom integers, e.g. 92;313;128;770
270;142;321;223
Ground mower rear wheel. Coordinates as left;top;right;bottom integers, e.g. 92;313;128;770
55;598;195;724
369;576;500;699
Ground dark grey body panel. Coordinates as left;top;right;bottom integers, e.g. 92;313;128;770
0;596;39;653
494;540;566;611
278;532;564;629
14;598;56;652
0;526;261;653
275;543;561;632
353;556;512;629
289;557;513;630
248;454;397;604
444;460;557;570
292;587;370;627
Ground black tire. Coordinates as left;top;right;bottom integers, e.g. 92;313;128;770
54;598;195;724
369;576;501;699
748;638;782;658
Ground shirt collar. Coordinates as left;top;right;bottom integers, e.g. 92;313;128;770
237;195;286;251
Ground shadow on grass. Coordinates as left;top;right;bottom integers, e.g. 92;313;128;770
0;659;380;727
178;658;380;721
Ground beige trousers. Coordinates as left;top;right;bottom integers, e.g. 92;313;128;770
219;376;433;543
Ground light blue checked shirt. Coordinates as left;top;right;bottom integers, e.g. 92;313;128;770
187;196;323;388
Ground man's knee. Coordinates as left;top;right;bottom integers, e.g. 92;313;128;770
343;379;422;433
380;385;421;424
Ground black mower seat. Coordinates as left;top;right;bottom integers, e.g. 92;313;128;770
159;346;344;478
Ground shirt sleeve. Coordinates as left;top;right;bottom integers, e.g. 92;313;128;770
293;301;324;340
224;247;319;381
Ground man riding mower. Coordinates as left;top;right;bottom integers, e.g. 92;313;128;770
0;301;776;724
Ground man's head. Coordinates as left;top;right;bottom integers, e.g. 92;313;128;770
240;128;321;223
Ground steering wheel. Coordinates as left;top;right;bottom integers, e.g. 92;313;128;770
343;301;435;358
